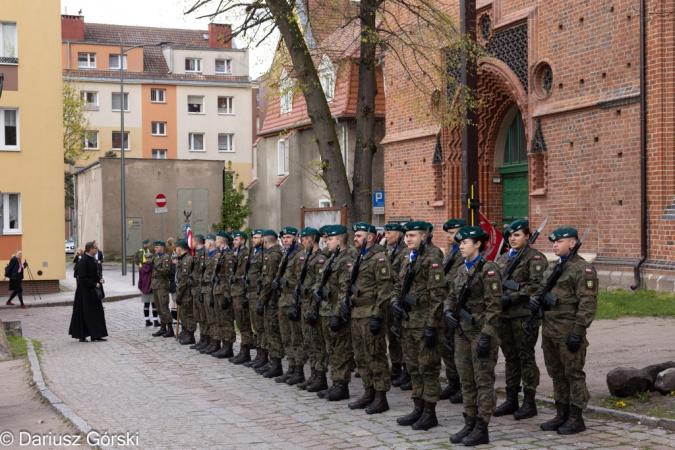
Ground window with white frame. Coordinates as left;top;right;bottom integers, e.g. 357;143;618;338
185;58;201;73
111;92;129;111
0;108;19;150
112;131;129;150
318;55;336;102
218;133;234;152
81;91;98;108
188;133;204;151
83;130;98;150
152;149;167;159
109;54;127;70
187;96;204;114
1;23;17;59
0;193;21;235
150;88;166;103
277;139;287;175
215;59;232;74
279;70;294;114
217;96;233;114
151;122;167;136
78;52;96;69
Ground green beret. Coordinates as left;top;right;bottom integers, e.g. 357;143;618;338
404;221;433;232
549;227;578;242
280;226;298;236
507;219;529;235
324;224;348;236
216;230;232;241
142;239;150;245
252;228;264;236
205;234;216;240
383;223;404;232
300;227;320;237
319;225;328;236
443;218;466;232
352;222;376;233
193;234;204;240
232;230;247;238
455;225;488;242
262;229;278;238
176;240;189;248
153;240;166;246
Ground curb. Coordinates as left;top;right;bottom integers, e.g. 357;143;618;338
3;294;139;309
26;339;113;450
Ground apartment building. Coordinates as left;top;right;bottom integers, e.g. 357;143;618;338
0;1;65;295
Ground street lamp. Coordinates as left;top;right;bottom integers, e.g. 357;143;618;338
119;41;169;275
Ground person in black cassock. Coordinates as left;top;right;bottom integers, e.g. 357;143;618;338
69;241;108;342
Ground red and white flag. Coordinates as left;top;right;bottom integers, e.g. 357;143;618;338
184;223;194;256
479;212;504;261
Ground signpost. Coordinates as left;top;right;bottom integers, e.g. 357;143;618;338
373;191;385;215
155;194;167;239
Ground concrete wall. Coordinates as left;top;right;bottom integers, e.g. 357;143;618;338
75;163;104;249
76;158;223;258
166;48;249;77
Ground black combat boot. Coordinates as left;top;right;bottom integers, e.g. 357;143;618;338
306;371;328;393
153;320;160;327
400;381;412;391
396;398;424;426
212;341;233;358
540;402;570;431
251;349;269;370
365;391;389;415
412;401;438;430
462;416;489;446
152;324;167;337
193;335;210;350
392;364;410;387
275;364;295;383
179;330;196;345
246;348;266;368
287;365;306;386
201;339;220;355
450;413;476;444
145;319;153;327
514;388;538;420
230;345;251;365
348;386;375;409
450;389;463;404
162;324;175;338
263;357;283;378
493;386;520;417
317;382;337;399
297;368;316;390
255;358;272;374
390;363;402;380
325;381;349;401
557;405;586;435
439;377;461;400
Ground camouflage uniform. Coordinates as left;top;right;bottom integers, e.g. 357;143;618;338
345;244;393;392
213;247;236;344
441;246;463;383
247;247;265;349
495;246;547;392
201;249;217;336
393;247;446;403
191;247;207;336
176;252;196;332
231;246;253;347
445;259;502;423
278;245;305;366
305;248;330;373
535;254;597;409
386;242;408;366
151;252;172;325
261;245;285;359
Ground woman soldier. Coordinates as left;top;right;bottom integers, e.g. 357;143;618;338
443;225;502;447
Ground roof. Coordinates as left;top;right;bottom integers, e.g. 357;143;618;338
83;23;211;48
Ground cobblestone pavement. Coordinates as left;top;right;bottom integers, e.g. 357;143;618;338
2;301;674;450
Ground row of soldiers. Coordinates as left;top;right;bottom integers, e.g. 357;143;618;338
145;218;598;447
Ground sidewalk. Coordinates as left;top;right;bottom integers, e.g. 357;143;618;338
0;262;140;308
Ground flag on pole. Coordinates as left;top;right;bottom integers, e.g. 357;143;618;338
479;212;504;261
185;222;194;256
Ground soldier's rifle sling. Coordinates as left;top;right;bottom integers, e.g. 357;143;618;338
391;241;427;338
312;245;340;317
445;258;487;350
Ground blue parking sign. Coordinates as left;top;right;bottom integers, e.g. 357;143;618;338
373;191;385;207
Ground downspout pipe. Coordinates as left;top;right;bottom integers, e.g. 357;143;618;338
631;0;648;290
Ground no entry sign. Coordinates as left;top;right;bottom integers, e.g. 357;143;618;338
155;194;167;208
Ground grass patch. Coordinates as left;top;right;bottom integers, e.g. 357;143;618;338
595;390;675;420
645;407;675;420
32;339;41;355
597;289;675;320
8;335;27;358
601;391;652;410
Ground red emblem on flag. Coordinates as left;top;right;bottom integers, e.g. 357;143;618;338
487;270;495;276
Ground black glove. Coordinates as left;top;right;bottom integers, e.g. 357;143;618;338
392;302;405;321
271;280;279;291
287;303;300;321
565;332;583;353
369;316;381;335
242;297;249;309
423;326;437;348
329;315;342;332
306;311;318;327
528;296;541;313
198;292;204;304
176;296;182;306
256;301;264;316
443;310;458;330
500;294;512;310
312;289;322;303
339;300;350;319
221;297;231;310
476;333;491;359
209;293;214;308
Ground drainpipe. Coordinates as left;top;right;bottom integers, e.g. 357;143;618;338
631;0;648;290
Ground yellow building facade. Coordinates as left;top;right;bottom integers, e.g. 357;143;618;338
0;0;65;294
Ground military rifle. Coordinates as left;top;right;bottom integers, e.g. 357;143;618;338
289;245;314;321
444;247;461;276
342;233;372;323
241;239;253;309
522;228;589;336
501;218;547;292
269;238;296;309
389;233;404;264
307;245;340;326
210;247;227;307
255;241;265;316
229;242;242;290
197;248;207;304
444;258;487;350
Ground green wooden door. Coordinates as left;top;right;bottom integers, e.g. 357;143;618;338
499;111;528;226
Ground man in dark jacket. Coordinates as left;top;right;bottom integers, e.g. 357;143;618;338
69;241;108;342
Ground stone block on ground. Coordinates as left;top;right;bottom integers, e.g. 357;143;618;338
654;367;675;395
606;367;653;397
642;362;675;386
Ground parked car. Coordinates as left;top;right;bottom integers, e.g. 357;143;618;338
65;238;75;254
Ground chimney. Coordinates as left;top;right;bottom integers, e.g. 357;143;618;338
208;23;232;49
62;15;85;41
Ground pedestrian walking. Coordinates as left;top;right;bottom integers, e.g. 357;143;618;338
3;249;28;308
